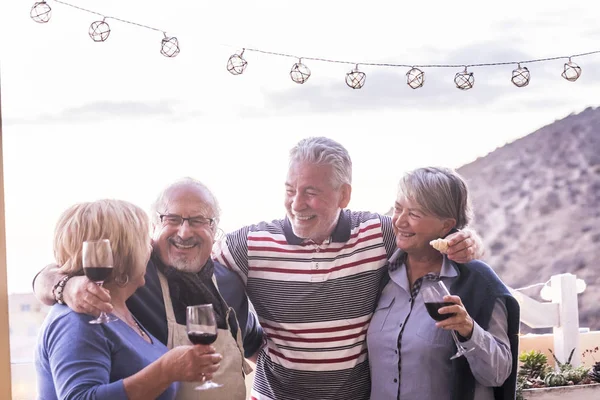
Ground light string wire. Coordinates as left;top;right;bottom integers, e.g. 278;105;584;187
44;0;600;68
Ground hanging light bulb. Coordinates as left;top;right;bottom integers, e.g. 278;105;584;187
227;49;248;75
89;18;111;42
345;64;366;89
30;1;51;23
511;63;530;87
454;66;474;90
160;33;180;58
406;67;425;89
290;58;311;84
561;57;582;82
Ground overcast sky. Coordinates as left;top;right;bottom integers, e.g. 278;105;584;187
1;0;599;293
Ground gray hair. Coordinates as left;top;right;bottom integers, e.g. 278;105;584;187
150;177;221;227
289;137;352;187
397;167;473;229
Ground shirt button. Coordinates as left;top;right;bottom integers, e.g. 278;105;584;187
395;350;398;354
316;248;320;252
393;378;398;383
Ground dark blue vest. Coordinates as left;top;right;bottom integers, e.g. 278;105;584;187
451;260;520;400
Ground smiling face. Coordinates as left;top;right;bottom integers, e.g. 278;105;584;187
151;184;217;273
392;196;455;254
284;161;351;244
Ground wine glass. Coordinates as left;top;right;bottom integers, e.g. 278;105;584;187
82;239;117;324
422;280;473;360
186;304;222;390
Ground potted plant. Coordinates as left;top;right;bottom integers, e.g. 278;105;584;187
517;348;600;399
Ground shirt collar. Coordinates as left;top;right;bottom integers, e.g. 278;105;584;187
283;209;351;245
387;248;459;278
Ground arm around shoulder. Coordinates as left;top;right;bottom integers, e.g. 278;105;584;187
33;264;64;306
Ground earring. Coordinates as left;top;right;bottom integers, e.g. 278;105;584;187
115;274;129;287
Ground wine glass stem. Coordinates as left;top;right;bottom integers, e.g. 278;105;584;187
450;330;464;351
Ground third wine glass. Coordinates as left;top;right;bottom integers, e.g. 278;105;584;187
422;280;473;360
82;239;117;324
186;304;222;390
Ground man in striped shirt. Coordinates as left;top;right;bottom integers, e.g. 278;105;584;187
214;137;482;400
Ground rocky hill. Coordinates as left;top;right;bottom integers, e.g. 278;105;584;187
457;106;600;330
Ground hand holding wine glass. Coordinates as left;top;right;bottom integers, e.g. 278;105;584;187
82;239;117;324
186;304;222;390
422;280;474;360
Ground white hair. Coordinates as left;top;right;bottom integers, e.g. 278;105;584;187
289;137;352;187
150;177;221;227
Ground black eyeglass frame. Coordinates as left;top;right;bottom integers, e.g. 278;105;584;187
157;212;215;228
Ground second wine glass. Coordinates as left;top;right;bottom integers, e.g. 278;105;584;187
186;304;222;390
82;239;117;324
422;280;473;360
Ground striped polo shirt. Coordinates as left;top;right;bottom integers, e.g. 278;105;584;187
214;210;397;400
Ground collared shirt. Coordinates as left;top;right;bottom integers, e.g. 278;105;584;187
367;250;512;400
213;210;398;400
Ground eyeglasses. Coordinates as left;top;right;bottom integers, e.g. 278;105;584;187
158;213;215;229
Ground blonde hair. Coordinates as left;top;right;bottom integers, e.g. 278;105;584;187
53;199;150;283
397;167;473;229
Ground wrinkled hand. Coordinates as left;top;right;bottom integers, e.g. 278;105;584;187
162;345;222;383
437;295;474;339
62;276;113;316
445;228;483;263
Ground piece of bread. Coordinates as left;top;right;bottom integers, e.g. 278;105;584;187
430;238;449;254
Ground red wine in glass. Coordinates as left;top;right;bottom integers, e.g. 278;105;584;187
422;280;473;359
186;304;223;390
82;239;117;324
425;302;455;321
84;266;113;283
188;331;218;345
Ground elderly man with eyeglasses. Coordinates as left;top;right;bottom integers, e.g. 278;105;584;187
32;178;261;400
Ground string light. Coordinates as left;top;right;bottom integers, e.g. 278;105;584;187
290;59;311;84
160;34;180;58
30;1;600;88
515;278;587;301
511;64;530;87
33;0;179;57
227;50;248;75
561;58;582;82
406;67;425;89
30;1;52;23
454;67;474;90
89;19;111;42
345;64;366;89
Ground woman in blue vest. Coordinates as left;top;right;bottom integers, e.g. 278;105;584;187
367;167;519;400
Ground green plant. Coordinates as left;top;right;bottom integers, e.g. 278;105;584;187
517;350;549;399
583;346;600;383
590;362;600;383
516;347;598;398
519;350;548;380
544;371;567;387
547;348;592;385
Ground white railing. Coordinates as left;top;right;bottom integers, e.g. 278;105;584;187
510;273;582;366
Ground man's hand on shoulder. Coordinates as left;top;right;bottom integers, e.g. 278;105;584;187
445;228;485;263
63;276;113;316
